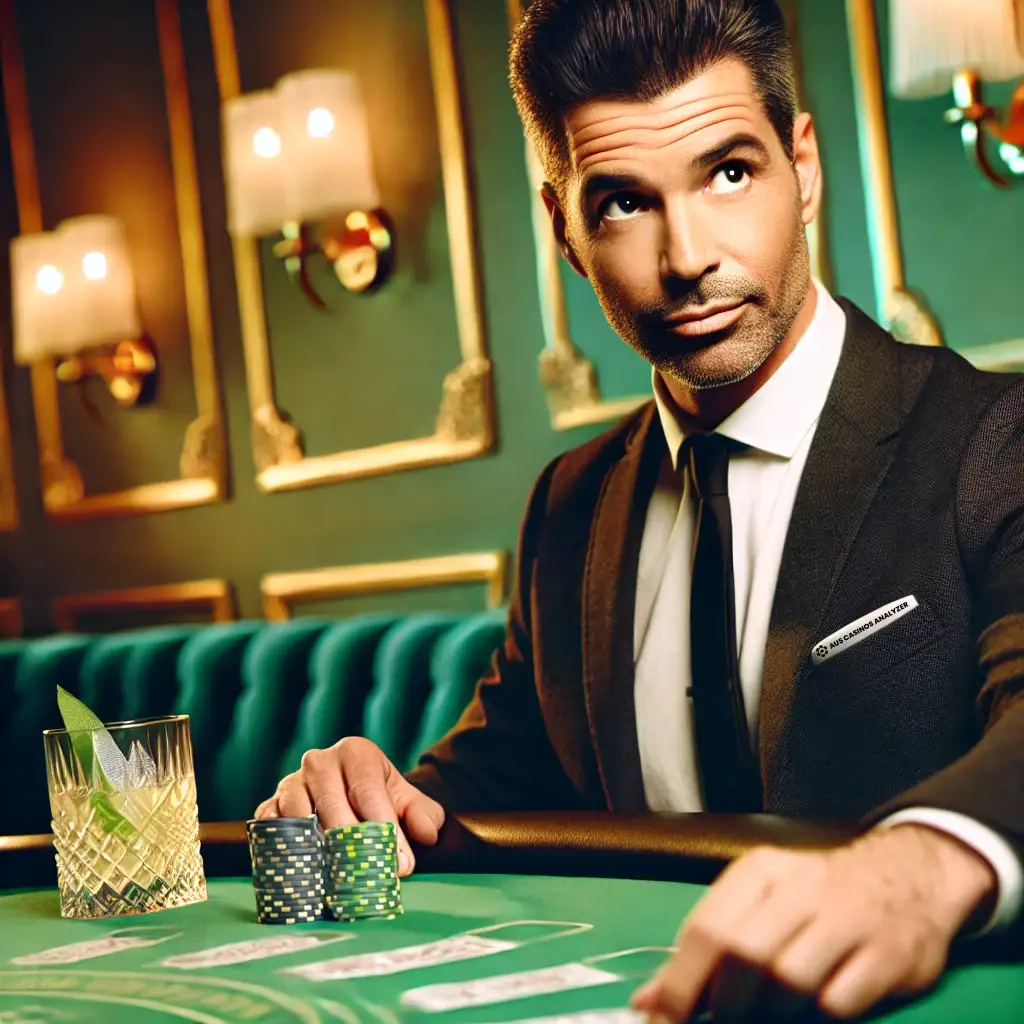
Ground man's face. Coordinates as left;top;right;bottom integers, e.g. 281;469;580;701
547;59;821;392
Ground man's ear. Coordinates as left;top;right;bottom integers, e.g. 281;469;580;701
791;112;823;228
541;184;589;279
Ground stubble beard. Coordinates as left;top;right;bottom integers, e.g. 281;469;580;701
595;212;812;393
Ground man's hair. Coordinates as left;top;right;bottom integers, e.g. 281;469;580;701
510;0;798;194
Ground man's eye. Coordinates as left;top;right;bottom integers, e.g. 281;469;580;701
708;161;751;195
601;194;645;221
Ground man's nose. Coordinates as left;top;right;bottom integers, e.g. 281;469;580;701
660;201;719;283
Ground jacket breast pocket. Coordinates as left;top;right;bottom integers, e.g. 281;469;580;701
806;599;947;694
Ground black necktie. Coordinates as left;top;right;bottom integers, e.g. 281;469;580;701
687;433;762;813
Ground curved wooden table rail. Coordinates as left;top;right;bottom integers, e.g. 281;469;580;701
1;813;856;890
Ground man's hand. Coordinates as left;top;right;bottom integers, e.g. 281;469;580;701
254;737;445;878
631;824;997;1021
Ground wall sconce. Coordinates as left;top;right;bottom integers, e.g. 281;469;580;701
10;215;156;407
890;0;1024;186
222;69;392;306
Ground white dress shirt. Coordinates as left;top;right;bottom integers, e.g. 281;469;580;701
633;280;1022;934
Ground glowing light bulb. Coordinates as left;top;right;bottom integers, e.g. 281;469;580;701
253;126;281;159
82;251;108;280
307;107;335;138
36;265;64;294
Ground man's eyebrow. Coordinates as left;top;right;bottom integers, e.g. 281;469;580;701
693;132;771;171
579;172;645;207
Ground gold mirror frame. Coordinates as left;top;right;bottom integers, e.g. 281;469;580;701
207;0;494;493
0;0;227;522
507;0;833;431
261;551;508;620
846;0;943;349
51;579;236;633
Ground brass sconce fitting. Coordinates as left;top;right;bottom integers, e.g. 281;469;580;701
272;210;394;307
223;69;392;308
54;335;158;407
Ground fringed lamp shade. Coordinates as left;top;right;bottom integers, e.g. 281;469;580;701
890;0;1024;99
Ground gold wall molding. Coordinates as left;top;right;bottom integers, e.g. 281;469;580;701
51;579;236;633
960;337;1024;373
261;551;508;620
846;0;943;349
207;0;495;493
0;598;22;637
508;0;832;432
0;0;227;522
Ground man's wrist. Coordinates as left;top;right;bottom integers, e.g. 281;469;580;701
882;822;997;935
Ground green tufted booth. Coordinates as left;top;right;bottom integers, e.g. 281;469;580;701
0;610;508;840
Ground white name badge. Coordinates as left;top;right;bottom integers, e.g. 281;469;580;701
811;595;918;665
402;962;620;1012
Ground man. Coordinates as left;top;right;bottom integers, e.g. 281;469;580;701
256;0;1024;1018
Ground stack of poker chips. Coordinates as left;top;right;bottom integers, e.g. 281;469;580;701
247;817;326;925
323;821;404;922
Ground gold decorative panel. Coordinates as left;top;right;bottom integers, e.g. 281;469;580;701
0;598;22;637
846;0;943;349
51;580;236;633
261;552;508;620
208;0;495;492
507;0;833;431
0;0;227;521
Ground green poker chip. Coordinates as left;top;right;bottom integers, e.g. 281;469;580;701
321;821;402;922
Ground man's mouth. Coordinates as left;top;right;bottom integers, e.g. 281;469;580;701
663;300;749;338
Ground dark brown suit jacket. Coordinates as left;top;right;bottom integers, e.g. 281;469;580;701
408;301;1024;855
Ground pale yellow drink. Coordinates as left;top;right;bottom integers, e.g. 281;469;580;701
44;715;207;919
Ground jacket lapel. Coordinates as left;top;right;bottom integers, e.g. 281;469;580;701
759;301;930;782
582;402;664;812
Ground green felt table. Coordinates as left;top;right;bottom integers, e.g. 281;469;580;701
0;876;1022;1024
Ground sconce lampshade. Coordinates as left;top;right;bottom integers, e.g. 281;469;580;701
59;215;142;347
10;230;75;364
222;69;380;238
278;69;380;225
890;0;1024;99
10;215;141;365
223;89;290;237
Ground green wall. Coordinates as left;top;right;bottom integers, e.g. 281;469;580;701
1;0;1020;635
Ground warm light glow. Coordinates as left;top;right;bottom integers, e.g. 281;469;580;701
36;265;64;295
222;90;289;236
890;0;1024;99
253;126;281;159
307;107;335;138
278;69;380;223
82;251;108;281
58;215;142;349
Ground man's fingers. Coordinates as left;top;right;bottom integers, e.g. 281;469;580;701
727;879;819;969
300;749;357;830
769;914;863;996
398;784;446;846
340;743;417;876
276;777;315;820
254;797;279;820
819;936;945;1020
631;848;784;1019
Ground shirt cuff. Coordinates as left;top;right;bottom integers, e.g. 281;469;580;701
877;807;1024;938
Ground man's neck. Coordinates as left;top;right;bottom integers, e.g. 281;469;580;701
661;282;819;432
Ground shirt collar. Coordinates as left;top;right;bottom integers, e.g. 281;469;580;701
653;279;847;469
